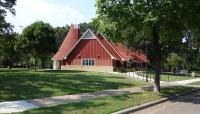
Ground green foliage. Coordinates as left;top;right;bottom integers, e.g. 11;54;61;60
54;25;70;48
189;29;200;52
96;0;200;92
0;0;16;67
0;0;16;35
165;53;185;68
22;21;56;69
0;33;19;67
79;22;97;33
96;0;197;49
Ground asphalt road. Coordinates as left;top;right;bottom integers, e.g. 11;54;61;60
132;90;200;114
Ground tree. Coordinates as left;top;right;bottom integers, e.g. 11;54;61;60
0;0;16;67
165;53;185;70
15;34;30;68
0;0;16;35
0;32;19;68
96;0;200;92
22;21;56;71
79;22;97;33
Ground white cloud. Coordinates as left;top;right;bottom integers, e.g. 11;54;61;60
5;0;86;33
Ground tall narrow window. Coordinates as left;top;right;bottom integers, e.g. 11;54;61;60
82;60;86;65
82;59;95;66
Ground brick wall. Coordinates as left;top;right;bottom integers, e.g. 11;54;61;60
61;65;114;72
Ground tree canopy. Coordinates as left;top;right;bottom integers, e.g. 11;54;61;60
0;0;16;35
96;0;200;92
22;21;56;70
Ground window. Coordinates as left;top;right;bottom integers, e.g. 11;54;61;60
82;30;95;39
82;59;95;66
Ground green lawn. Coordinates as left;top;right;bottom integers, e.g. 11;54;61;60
190;81;200;85
15;86;193;114
0;69;148;101
138;72;196;82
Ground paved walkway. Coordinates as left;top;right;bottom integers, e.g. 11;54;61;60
0;100;38;114
0;87;145;113
123;71;200;85
126;72;165;83
29;87;144;107
173;78;200;85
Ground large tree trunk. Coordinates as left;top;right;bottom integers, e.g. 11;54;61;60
34;57;37;71
26;53;28;69
41;58;46;69
152;26;161;92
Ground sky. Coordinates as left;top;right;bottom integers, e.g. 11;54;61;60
5;0;96;33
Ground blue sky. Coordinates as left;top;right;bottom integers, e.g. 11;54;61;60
5;0;96;33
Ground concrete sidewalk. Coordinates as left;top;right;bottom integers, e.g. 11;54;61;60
121;72;166;83
29;87;144;107
173;78;200;85
0;100;38;114
123;71;200;85
0;87;145;113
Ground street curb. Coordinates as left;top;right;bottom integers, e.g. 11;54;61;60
111;88;200;114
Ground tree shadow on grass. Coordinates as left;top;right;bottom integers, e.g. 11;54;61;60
159;86;194;97
161;86;200;105
38;70;86;73
22;100;108;114
36;74;136;94
141;86;154;91
0;71;136;101
149;86;200;105
0;69;29;73
169;92;200;104
110;92;142;101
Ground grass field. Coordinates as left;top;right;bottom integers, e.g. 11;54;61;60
190;81;200;85
0;69;148;101
138;71;196;82
15;86;193;114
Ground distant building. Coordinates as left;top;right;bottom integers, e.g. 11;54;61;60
52;25;147;72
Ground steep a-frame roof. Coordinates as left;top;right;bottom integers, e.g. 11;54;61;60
52;25;81;60
52;26;147;63
64;29;116;59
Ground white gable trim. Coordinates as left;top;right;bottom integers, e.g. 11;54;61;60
93;33;115;60
101;34;125;61
63;29;91;59
82;29;96;39
64;29;115;59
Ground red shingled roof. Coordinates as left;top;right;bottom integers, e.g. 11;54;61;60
95;33;147;63
52;25;81;60
95;33;122;60
109;42;148;63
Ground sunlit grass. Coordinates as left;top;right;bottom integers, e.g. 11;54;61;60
15;86;193;114
0;69;148;101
